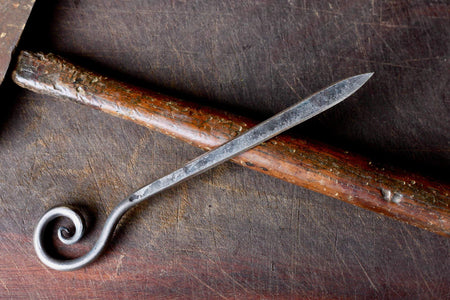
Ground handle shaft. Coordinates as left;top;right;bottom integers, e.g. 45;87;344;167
12;51;449;236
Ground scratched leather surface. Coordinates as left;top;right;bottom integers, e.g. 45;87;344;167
0;0;448;298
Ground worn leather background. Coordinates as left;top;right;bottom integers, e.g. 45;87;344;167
0;0;448;298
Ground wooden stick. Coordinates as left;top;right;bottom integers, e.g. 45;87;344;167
12;51;449;236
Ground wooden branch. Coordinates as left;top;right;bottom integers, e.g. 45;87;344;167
12;51;449;236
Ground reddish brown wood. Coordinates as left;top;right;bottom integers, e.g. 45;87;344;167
12;51;450;236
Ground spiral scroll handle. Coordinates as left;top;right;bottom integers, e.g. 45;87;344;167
33;73;373;271
34;200;135;271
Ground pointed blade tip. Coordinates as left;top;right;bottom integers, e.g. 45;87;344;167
343;72;374;93
363;71;374;78
356;72;374;84
323;72;373;107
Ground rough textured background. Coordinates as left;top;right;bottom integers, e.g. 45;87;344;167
0;0;35;83
0;0;448;298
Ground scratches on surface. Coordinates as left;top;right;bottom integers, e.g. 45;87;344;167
332;55;433;71
350;248;379;292
398;225;435;297
115;254;125;277
0;0;449;298
180;264;227;299
0;278;10;296
206;256;255;296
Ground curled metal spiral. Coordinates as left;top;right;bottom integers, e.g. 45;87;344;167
34;201;134;271
33;73;372;271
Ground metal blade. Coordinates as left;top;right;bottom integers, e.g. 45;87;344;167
0;0;35;84
34;73;373;271
131;72;374;203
